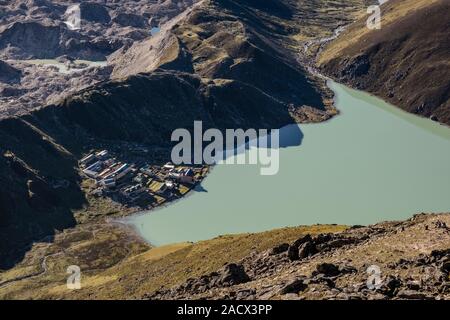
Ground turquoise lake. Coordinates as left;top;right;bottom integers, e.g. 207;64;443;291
129;81;450;246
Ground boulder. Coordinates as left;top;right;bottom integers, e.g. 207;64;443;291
338;265;357;274
218;263;250;286
381;275;402;297
298;241;318;259
287;244;299;261
0;22;62;58
287;234;313;261
441;259;450;275
270;243;289;255
236;289;256;299
292;234;313;247
279;278;307;295
316;263;340;277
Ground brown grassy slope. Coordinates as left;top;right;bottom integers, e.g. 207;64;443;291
0;222;150;299
3;213;449;300
0;224;345;299
318;0;450;125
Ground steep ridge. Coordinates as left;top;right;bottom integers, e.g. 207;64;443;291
110;0;332;113
318;0;450;125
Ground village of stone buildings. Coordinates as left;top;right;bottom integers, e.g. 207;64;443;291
78;148;208;210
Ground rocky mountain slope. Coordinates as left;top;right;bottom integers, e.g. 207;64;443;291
318;0;450;125
149;213;450;300
0;0;197;117
1;214;448;300
110;0;332;115
0;0;196;60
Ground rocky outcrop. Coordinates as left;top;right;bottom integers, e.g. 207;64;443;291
150;263;250;299
148;214;450;300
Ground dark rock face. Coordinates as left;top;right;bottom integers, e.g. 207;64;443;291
79;2;111;24
298;241;318;259
0;86;25;96
270;243;289;255
441;259;450;274
0;22;63;59
340;54;370;79
112;13;147;28
287;233;357;261
279;278;307;295
0;151;78;269
380;275;402;297
0;21;117;60
315;263;340;277
288;234;312;261
0;60;21;83
218;264;250;286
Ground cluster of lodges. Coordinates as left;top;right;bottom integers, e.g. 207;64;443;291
79;149;201;206
80;150;131;189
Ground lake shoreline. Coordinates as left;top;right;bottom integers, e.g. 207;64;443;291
128;80;450;246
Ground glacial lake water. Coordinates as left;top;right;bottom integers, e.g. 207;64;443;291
151;27;161;36
129;81;450;246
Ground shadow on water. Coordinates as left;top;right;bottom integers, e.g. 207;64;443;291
214;124;304;162
278;124;304;148
194;184;208;193
193;124;304;193
192;124;304;193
